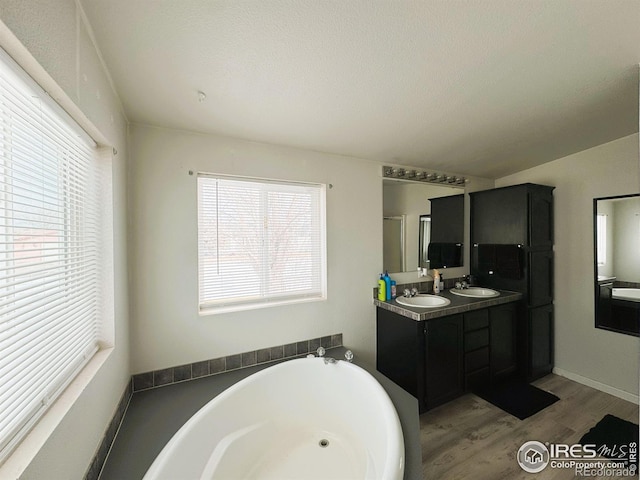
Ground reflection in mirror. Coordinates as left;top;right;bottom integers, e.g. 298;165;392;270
383;180;463;274
418;215;431;269
383;215;405;272
593;193;640;337
427;194;464;269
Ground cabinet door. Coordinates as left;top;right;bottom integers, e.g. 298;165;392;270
425;315;464;410
529;189;554;247
490;303;518;381
528;304;554;380
529;250;553;307
376;308;423;401
471;187;527;245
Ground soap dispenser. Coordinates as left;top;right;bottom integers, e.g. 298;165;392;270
433;269;440;294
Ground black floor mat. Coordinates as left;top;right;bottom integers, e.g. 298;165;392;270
474;381;559;420
579;414;639;467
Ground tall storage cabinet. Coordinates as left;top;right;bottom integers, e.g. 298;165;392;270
470;183;554;381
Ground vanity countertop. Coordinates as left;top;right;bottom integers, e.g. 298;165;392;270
374;288;523;321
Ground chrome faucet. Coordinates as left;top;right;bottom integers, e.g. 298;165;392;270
314;346;335;364
403;287;419;297
311;346;354;364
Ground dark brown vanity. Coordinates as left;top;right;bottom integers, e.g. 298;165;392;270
376;291;522;413
376;182;555;413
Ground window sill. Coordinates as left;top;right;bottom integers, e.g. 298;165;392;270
0;347;114;478
199;295;327;316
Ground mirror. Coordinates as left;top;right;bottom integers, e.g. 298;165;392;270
383;180;463;274
593;193;640;337
383;215;406;272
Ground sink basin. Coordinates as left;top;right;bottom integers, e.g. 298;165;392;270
449;287;500;298
395;294;451;308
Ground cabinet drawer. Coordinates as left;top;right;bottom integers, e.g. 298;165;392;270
464;310;489;332
465;328;489;352
465;346;489;372
465;367;490;391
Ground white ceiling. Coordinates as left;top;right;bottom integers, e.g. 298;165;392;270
80;0;640;179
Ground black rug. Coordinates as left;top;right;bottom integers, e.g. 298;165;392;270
580;414;639;467
474;381;559;420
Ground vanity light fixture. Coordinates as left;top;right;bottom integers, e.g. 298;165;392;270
383;165;468;186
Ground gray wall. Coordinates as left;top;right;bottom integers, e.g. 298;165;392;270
128;124;382;372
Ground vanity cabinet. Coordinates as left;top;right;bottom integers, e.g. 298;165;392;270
377;302;518;413
470;183;554;381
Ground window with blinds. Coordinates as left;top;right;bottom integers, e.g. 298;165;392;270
197;174;327;314
0;50;103;462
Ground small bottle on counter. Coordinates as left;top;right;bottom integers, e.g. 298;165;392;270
433;269;441;294
383;271;392;301
391;280;397;299
377;274;386;301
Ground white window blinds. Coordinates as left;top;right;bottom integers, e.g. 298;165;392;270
197;174;326;313
0;51;102;462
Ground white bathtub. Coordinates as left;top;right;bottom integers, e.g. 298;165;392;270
143;357;405;480
612;288;640;303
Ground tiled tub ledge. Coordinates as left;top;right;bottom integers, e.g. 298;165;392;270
84;333;342;480
132;333;342;392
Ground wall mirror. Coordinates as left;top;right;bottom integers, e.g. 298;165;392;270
593;193;640;337
383;179;463;274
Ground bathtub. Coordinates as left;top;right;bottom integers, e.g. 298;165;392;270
143;356;405;480
612;288;640;303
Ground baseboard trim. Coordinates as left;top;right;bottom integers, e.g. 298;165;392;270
552;367;639;405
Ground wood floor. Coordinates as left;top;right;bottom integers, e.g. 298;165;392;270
421;374;639;480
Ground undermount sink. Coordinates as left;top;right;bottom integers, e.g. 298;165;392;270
395;294;451;308
449;287;500;298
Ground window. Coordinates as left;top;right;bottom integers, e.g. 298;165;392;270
0;50;105;462
596;213;607;266
197;174;326;314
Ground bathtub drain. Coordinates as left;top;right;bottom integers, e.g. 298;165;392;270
319;439;329;448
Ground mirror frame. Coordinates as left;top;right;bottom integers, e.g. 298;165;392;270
592;192;640;337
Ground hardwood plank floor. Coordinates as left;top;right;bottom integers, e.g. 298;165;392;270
421;374;639;479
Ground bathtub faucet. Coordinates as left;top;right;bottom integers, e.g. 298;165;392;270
312;347;354;364
314;346;335;364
